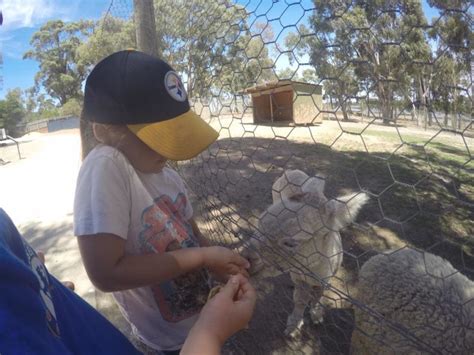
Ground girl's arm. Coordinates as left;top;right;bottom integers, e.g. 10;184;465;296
77;233;249;292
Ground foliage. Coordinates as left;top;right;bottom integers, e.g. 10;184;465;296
59;98;83;117
426;0;472;128
286;0;431;123
0;89;26;137
277;68;318;84
23;20;94;105
153;0;275;97
76;16;136;71
23;87;58;121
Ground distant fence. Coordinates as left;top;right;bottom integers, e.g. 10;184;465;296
17;116;79;135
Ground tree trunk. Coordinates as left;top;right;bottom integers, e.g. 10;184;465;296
375;78;392;124
134;0;159;57
381;101;392;125
337;96;349;121
411;102;418;126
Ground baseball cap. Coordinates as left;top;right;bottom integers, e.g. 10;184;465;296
83;50;219;161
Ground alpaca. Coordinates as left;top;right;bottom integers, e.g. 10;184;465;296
243;169;368;337
351;248;474;354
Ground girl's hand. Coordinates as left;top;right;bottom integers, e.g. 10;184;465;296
182;275;257;354
202;246;250;280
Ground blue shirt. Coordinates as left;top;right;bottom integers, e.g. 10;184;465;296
0;208;141;355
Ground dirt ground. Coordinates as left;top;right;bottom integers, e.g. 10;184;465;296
1;119;472;354
179;118;473;354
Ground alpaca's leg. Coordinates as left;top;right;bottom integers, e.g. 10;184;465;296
285;280;312;339
309;285;325;324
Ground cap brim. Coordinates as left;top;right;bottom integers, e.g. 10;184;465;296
127;110;219;161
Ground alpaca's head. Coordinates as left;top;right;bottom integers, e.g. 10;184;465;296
271;169;325;204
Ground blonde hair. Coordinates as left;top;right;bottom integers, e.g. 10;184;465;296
80;111;99;160
80;110;130;160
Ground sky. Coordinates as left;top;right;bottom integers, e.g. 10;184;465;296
0;0;442;100
0;0;111;98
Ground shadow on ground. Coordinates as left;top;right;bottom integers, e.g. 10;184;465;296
177;136;473;354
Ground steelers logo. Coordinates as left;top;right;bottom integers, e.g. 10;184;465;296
164;71;187;102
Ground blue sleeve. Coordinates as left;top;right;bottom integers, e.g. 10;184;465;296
0;209;69;354
0;209;141;355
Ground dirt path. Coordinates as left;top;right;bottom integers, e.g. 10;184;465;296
0;130;98;302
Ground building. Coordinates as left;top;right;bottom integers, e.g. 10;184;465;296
243;80;323;125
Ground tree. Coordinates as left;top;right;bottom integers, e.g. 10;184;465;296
23;20;94;105
59;98;82;117
76;16;136;71
427;0;472;129
301;69;318;84
286;0;431;124
152;0;275;97
354;0;430;124
222;27;277;93
152;0;241;97
285;7;361;121
22;87;61;121
276;68;318;83
277;67;300;81
0;89;26;137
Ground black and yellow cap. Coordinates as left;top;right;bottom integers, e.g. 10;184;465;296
83;50;219;160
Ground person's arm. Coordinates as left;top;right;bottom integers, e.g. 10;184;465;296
77;233;249;292
181;274;257;355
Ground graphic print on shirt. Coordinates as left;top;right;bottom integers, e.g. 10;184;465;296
138;193;209;323
22;240;60;337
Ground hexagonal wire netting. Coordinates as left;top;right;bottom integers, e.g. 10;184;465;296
96;1;473;354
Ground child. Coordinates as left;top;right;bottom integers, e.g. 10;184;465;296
0;208;256;355
74;50;250;354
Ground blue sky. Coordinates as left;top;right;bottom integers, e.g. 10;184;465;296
0;0;441;100
0;0;111;98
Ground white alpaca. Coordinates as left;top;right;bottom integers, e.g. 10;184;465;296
352;249;474;354
244;169;368;338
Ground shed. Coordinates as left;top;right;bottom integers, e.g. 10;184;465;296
243;80;323;125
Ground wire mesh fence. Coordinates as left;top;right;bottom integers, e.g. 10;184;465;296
94;1;473;353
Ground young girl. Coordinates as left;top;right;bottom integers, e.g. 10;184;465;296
74;50;250;354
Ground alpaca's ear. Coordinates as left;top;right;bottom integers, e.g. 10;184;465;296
272;169;310;203
325;193;369;230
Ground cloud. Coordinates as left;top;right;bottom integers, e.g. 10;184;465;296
2;38;30;59
0;0;79;30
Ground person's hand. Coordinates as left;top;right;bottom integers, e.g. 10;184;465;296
203;246;250;281
182;274;257;354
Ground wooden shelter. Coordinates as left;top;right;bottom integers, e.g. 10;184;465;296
243;80;323;125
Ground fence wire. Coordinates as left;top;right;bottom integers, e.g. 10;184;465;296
96;1;473;354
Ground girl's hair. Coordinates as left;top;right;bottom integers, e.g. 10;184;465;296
80;110;130;160
79;110;100;160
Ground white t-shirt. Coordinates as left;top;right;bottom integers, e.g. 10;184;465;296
73;145;209;351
